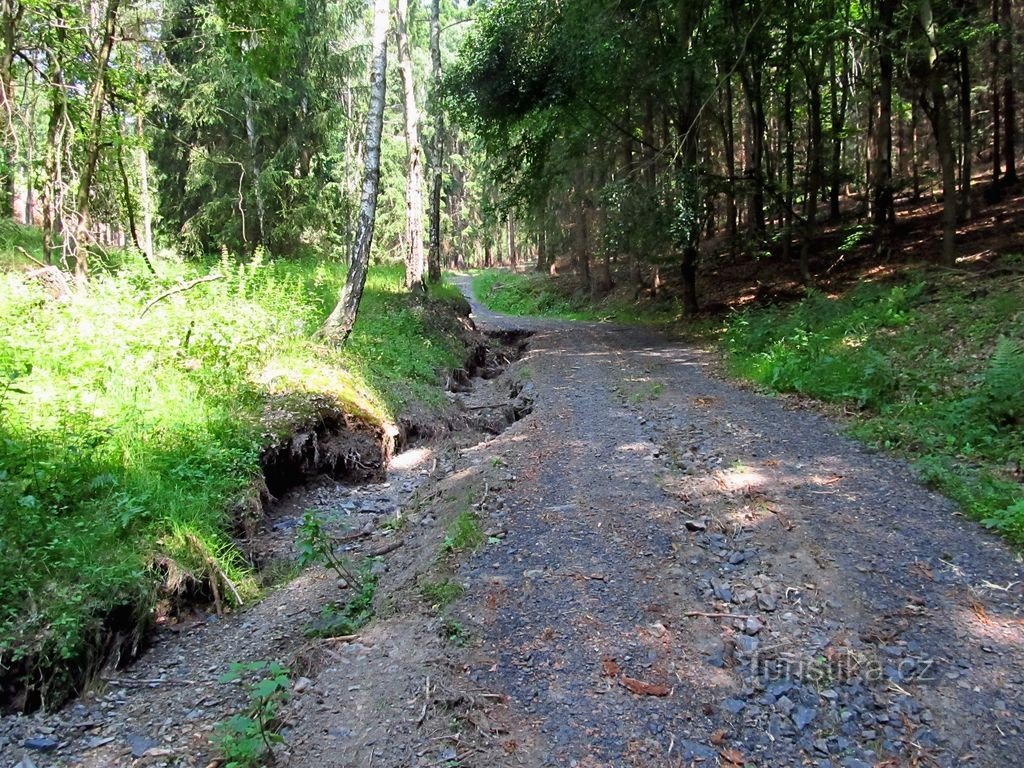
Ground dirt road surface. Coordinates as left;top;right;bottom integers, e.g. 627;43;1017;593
3;279;1022;768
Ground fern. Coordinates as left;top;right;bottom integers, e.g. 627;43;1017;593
981;336;1024;423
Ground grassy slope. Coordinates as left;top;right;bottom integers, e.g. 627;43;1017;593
476;260;1024;545
723;264;1024;544
471;269;681;324
0;221;470;704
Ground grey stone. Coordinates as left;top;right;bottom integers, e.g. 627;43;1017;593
722;698;747;715
735;634;760;654
24;738;59;753
793;706;817;730
127;734;159;759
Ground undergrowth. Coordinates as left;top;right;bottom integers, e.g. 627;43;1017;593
722;262;1024;544
471;269;679;324
0;221;470;708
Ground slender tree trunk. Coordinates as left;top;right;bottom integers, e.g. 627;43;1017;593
991;0;1002;181
781;26;795;267
135;116;155;267
396;0;424;291
70;0;121;283
871;0;896;250
323;0;390;342
741;68;767;234
42;9;70;267
0;2;21;218
958;44;972;217
243;91;266;248
1000;0;1017;180
723;76;738;242
802;67;825;283
829;35;851;219
919;0;958;266
426;0;442;284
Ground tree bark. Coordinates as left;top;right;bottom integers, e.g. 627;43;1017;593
396;0;425;292
426;0;442;284
323;0;390;342
958;44;972;217
871;0;896;249
0;1;22;218
918;0;958;266
1000;0;1016;181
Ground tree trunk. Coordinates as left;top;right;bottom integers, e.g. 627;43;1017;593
135;116;155;268
958;44;972;218
323;0;390;342
991;0;1002;181
802;67;825;283
243;91;266;248
0;2;21;218
919;0;958;266
426;0;442;284
781;27;795;267
723;76;738;241
829;32;851;220
70;0;121;283
740;68;767;234
396;0;425;292
1000;0;1016;181
871;0;896;249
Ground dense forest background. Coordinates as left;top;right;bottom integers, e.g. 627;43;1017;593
3;0;1023;297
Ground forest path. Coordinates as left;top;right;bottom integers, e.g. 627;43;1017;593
445;275;1024;767
3;283;1022;768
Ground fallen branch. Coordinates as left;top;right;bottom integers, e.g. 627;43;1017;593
140;274;223;317
365;539;404;557
15;245;47;268
684;611;755;620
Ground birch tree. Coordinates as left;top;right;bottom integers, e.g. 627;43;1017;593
323;0;390;342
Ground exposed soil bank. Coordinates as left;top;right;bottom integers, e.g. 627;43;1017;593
0;316;530;717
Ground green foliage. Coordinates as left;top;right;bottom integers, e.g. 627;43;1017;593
151;0;367;258
723;268;1024;544
215;661;291;767
724;283;920;408
304;564;379;639
420;579;465;608
297;511;360;584
472;270;678;324
442;510;484;554
441;618;469;647
976;336;1024;424
0;252;472;705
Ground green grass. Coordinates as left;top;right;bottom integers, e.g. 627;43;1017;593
442;509;484;553
722;263;1024;544
470;269;679;324
419;579;465;608
0;231;472;707
304;566;379;638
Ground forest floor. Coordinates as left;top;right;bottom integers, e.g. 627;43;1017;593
2;277;1023;768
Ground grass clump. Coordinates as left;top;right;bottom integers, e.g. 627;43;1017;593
0;236;472;708
722;264;1024;544
419;579;465;608
442;509;485;554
